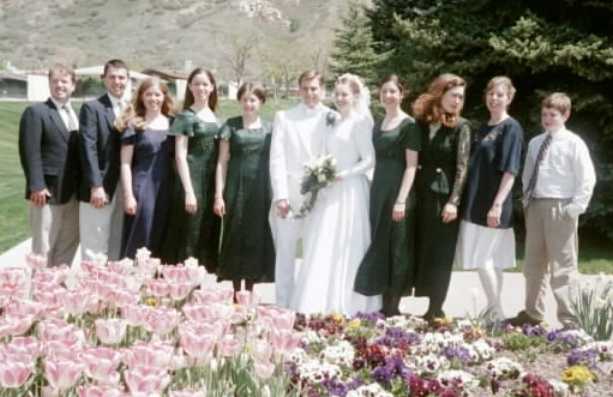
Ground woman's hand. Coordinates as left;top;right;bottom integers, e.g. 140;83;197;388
185;192;198;214
213;196;225;217
441;203;457;223
124;195;137;216
392;202;406;222
487;203;502;227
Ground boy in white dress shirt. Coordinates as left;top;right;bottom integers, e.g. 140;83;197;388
508;92;596;328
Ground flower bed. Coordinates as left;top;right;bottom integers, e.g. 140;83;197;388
0;250;612;396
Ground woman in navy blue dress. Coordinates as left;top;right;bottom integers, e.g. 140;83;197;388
115;78;174;259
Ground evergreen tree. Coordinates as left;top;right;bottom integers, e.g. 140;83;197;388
363;0;613;238
329;2;385;85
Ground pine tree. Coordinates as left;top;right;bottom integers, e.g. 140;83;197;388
329;2;385;85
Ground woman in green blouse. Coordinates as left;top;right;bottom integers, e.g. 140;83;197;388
160;68;220;270
214;82;274;298
412;73;471;322
355;75;420;317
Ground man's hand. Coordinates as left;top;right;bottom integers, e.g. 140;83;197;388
276;199;289;219
30;188;51;207
441;203;458;223
90;186;108;208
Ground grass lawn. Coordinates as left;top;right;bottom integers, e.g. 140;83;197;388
1;99;612;274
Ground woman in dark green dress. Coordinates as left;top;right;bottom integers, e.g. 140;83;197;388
160;68;220;271
213;82;275;298
355;75;421;317
412;73;471;321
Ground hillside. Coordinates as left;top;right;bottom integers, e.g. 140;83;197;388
0;0;364;80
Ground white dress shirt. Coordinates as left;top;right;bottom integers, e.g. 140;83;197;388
108;93;125;118
50;97;79;131
522;127;596;218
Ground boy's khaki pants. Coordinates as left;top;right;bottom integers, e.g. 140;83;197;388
523;198;579;326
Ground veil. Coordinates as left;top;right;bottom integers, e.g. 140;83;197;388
337;73;373;123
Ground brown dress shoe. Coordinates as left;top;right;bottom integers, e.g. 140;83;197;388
505;310;542;327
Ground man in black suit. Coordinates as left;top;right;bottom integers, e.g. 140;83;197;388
78;59;130;261
18;64;80;266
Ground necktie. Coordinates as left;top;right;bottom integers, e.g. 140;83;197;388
523;133;552;205
62;105;79;131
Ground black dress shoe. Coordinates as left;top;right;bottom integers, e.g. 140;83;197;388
505;310;542;327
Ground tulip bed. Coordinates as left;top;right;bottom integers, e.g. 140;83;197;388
0;249;612;396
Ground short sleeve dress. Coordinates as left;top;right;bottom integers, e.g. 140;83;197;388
455;117;524;269
159;109;220;271
120;126;171;259
216;116;275;283
355;117;421;296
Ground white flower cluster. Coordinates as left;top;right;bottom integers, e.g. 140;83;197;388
487;357;524;380
346;383;394;397
556;329;594;347
416;332;464;355
576;341;613;361
412;353;450;374
437;369;480;390
320;340;355;367
383;315;427;329
287;348;308;365
548;379;571;397
297;359;341;384
469;339;496;362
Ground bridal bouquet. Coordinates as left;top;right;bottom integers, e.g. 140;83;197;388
290;154;337;218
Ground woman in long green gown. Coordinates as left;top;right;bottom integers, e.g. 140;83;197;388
355;75;421;317
412;73;471;321
213;83;274;298
160;68;220;271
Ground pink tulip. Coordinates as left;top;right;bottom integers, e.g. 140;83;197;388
168;281;193;301
272;308;296;330
161;265;190;283
191;288;233;304
235;290;251;306
44;338;85;361
185;265;206;286
146;279;170;298
270;329;300;354
5;336;41;360
26;252;48;268
121;304;148;327
62;289;96;316
4;298;46;319
207;303;234;321
122;342;174;370
45;358;85;392
254;359;275;379
78;384;126;397
143;307;180;336
0;268;29;299
108;259;134;275
0;315;35;337
80;347;122;384
217;335;241;357
109;288;139;307
95;318;127;345
124;366;170;395
182;303;213;323
179;326;216;362
250;339;272;363
0;361;34;388
38;318;77;341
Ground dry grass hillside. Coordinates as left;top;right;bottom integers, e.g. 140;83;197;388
0;0;365;80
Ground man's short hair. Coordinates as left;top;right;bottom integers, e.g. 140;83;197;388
103;59;129;77
48;63;77;84
297;70;324;87
542;92;572;116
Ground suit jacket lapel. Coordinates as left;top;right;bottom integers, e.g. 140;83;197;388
46;99;69;142
100;94;116;130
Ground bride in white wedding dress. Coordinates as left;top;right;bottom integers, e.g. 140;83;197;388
290;74;383;316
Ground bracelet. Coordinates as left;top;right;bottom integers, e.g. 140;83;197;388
394;201;406;206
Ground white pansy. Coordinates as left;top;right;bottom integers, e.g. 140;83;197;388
437;370;479;390
549;379;570;397
320;340;355;367
487;357;524;380
297;359;341;384
471;339;495;361
346;383;393;397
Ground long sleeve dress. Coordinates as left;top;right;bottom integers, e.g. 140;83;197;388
413;119;471;303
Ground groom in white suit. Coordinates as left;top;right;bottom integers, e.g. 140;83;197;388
269;70;330;308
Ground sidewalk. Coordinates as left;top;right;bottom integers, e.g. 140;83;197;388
2;238;605;328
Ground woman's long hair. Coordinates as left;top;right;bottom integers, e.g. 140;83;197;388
115;77;175;132
183;68;218;112
412;73;465;128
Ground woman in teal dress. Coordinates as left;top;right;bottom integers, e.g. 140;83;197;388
213;82;275;298
355;75;421;317
412;73;471;321
160;68;220;271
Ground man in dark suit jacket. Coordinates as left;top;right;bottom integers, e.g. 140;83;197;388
78;59;129;261
18;64;80;267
